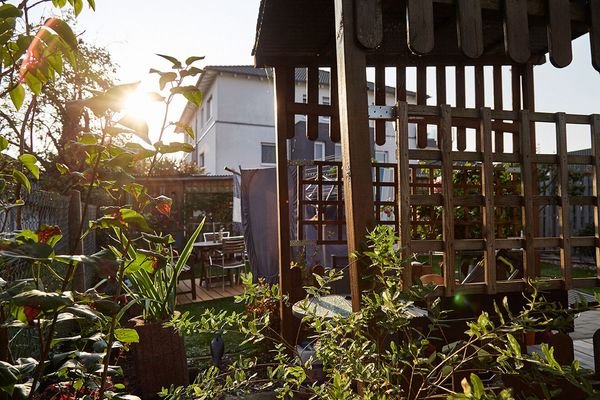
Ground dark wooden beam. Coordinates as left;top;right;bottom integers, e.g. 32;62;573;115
504;0;531;64
547;0;573;68
457;0;484;59
273;66;299;344
355;0;383;49
335;0;375;312
407;0;434;55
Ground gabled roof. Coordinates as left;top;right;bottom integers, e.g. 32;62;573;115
177;65;415;129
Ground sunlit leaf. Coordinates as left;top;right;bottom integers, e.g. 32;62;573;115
120;209;151;232
55;163;69;174
44;18;77;50
170;85;202;107
18;154;39;179
23;72;41;95
117;114;149;144
9;84;25;111
156;53;182;69
12;170;30;192
185;56;205;65
158;72;177;91
156;141;194;154
0;136;8;152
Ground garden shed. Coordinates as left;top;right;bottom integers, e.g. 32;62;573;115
253;0;600;342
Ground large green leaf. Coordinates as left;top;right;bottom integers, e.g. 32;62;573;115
11;289;74;310
114;328;139;344
45;18;77;50
0;4;22;18
120;209;151;232
12;170;30;192
171;85;202;107
9;84;25;111
18;154;39;179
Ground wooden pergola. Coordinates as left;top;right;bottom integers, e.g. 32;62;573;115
253;0;600;342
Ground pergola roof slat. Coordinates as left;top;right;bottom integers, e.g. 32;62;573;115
457;0;484;58
407;0;435;55
547;0;573;68
503;0;531;63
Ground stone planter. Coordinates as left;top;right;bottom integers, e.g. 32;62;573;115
126;317;188;399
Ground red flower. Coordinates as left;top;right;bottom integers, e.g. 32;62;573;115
36;225;62;244
24;305;40;323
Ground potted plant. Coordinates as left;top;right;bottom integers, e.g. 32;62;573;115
123;219;204;398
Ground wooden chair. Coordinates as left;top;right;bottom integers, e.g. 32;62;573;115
203;231;230;242
208;236;246;290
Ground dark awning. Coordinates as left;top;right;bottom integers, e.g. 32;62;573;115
253;0;596;70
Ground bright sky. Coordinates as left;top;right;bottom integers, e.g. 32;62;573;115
65;1;600;152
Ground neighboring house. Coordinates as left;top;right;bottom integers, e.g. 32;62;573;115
178;66;424;175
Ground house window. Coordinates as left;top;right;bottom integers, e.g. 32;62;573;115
206;96;213;121
375;150;388;163
261;143;276;164
314;141;325;161
322;96;330;105
334;143;342;161
198;152;205;168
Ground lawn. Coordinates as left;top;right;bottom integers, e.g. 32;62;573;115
177;297;250;368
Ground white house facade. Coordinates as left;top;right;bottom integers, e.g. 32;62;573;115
179;66;422;175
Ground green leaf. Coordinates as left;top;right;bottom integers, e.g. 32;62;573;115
0;136;8;152
114;328;140;344
470;373;484;398
9;84;25;111
117;114;149;144
120;209;151;232
180;66;204;78
156;54;182;69
171;85;202;107
52;0;68;7
55;163;69;174
18;154;39;179
23;72;41;96
185;56;205;65
87;0;96;10
12;170;30;192
73;0;83;16
12;290;73;310
0;4;22;18
46;18;77;50
156;142;194;154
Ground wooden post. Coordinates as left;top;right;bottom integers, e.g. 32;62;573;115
397;102;412;289
480;107;496;293
520;110;536;282
439;105;456;294
556;113;572;289
591;115;600;282
334;0;375;312
274;66;298;344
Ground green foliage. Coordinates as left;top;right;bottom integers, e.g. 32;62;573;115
0;4;204;394
166;226;599;399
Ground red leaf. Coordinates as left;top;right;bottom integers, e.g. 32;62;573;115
155;195;172;217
